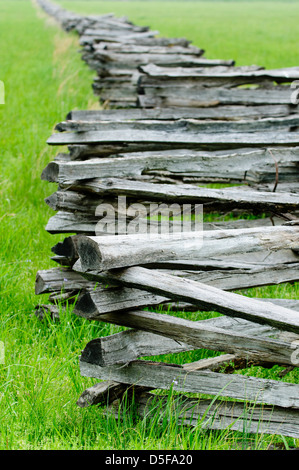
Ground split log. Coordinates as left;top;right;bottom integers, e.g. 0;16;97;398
76;381;150;408
51;233;299;269
35;267;95;295
67;104;297;122
45;188;299;218
92;43;204;55
133;392;299;438
36;257;299;306
74;264;299;334
76;225;299;272
45;210;194;236
44;184;299;214
79;309;299;367
35;268;166;313
137;87;298;108
69;260;299;292
140;63;299;83
80;28;160;42
92;52;229;68
45;209;296;236
78;308;299;367
79;359;299;409
79;35;192;48
42;146;299;184
55;114;299;134
46;128;299;148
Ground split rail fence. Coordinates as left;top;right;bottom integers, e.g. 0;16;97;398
36;0;299;438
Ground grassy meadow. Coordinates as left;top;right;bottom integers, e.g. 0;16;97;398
0;0;298;450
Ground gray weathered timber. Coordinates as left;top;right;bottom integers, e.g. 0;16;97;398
76;381;127;407
79;34;192;48
73;283;166;316
78;309;299;367
43;146;299;184
76;225;299;272
35;267;94;295
43;184;299;214
51;234;79;261
137;87;298;108
79;359;299;409
140;63;299;82
161;264;299;291
133;392;299;438
45;210;296;236
46;129;299;147
93;52;227;68
81;28;159;40
45;210;194;235
254;182;299;193
55;115;299;134
38;258;299;305
76;381;150;408
45;189;299;218
35;267;171;315
67;104;297;122
93;43;204;55
78;308;299;367
34;303;60;321
51;234;299;268
45;211;101;234
74;264;299;334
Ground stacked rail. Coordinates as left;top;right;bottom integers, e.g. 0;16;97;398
36;0;299;437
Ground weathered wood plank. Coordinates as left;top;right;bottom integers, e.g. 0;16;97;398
140;63;299;81
133;392;299;438
93;43;204;55
67;104;297;122
44;184;299;214
79;34;192;48
46;129;299;147
35;267;94;295
74;263;299;334
51;234;299;269
55;115;299;134
36;257;299;305
42;146;299;184
77;307;299;367
76;225;299;272
138;87;298;108
79;359;299;409
35;267;166;313
93;52;235;68
76;381;150;408
78;308;299;367
46;209;296;236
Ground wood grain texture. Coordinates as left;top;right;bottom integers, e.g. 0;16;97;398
74;263;299;334
79;308;299;367
76;225;299;271
79;359;299;409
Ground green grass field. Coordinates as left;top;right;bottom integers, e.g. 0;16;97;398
0;0;298;450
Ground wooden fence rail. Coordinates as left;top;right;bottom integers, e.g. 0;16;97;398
36;0;299;438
